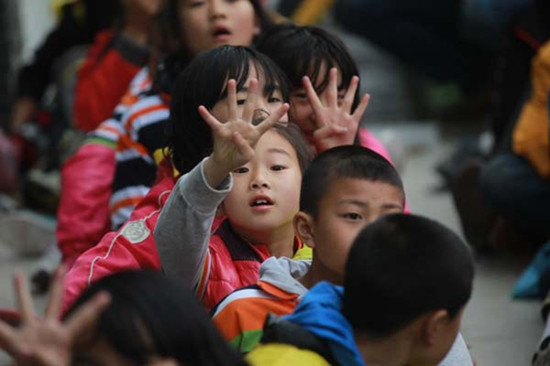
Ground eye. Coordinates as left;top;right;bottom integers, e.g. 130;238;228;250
268;96;282;103
270;165;286;171
236;99;246;105
341;213;362;220
233;167;249;174
291;90;308;100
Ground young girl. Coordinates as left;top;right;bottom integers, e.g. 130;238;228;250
57;0;274;267
62;46;312;312
257;24;394;162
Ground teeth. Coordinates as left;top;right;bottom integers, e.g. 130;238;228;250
253;200;270;206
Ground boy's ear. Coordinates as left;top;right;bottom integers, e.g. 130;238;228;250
422;310;450;346
294;211;316;248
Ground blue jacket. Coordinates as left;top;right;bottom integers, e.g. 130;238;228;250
283;281;365;366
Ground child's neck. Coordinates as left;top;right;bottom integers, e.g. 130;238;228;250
356;331;415;366
298;257;343;289
233;223;296;259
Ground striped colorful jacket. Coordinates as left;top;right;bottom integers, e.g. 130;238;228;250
109;89;170;229
211;257;311;353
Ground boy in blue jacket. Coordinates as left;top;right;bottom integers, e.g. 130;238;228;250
248;213;474;366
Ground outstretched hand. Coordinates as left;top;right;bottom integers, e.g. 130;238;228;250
0;267;110;366
200;78;289;188
304;68;370;153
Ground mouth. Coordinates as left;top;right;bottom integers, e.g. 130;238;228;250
249;195;274;208
212;26;231;41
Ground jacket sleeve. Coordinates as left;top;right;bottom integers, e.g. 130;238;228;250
73;30;148;132
56;142;115;268
61;177;174;314
155;160;231;288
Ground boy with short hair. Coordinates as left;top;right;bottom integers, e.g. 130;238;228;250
247;213;475;366
212;145;405;350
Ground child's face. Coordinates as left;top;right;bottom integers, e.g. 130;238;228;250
178;0;259;57
209;64;287;124
289;64;346;142
303;178;404;281
222;130;302;240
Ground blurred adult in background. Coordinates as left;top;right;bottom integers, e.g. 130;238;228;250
9;0;119;134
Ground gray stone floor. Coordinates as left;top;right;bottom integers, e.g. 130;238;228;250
0;24;544;366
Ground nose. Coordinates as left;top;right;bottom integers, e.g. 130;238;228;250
250;168;270;190
252;108;270;126
209;0;227;19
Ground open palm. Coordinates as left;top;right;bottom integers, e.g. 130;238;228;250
0;268;110;366
304;67;370;153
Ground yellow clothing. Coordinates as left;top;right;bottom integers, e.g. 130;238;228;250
246;343;330;366
513;41;550;178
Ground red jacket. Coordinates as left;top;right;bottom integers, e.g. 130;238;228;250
62;171;305;313
74;29;148;132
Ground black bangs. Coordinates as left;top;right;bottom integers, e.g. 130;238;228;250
258;24;361;110
217;48;290;103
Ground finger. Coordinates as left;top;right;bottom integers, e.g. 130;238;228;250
14;273;35;323
255;103;289;136
0;320;18;355
325;67;339;108
351;93;371;123
65;292;111;340
198;105;222;133
45;265;66;320
341;76;359;113
302;76;324;128
242;78;259;123
227;79;238;121
232;132;256;160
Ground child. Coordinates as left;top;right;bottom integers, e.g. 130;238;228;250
211;145;404;353
256;24;391;161
57;0;273;266
0;269;246;365
73;0;163;132
247;214;475;366
62;46;312;312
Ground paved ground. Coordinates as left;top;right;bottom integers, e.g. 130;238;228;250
0;23;544;366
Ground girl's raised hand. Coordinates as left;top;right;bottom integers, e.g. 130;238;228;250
303;67;370;153
0;267;110;366
199;78;289;187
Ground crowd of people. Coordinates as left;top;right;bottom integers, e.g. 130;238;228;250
0;0;548;364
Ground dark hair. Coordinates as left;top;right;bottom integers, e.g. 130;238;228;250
67;270;246;366
271;123;314;174
300;145;404;217
257;24;361;111
343;214;474;339
166;45;291;174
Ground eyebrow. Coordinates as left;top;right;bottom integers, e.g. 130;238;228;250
236;85;283;94
267;148;292;157
337;199;368;207
337;200;403;210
